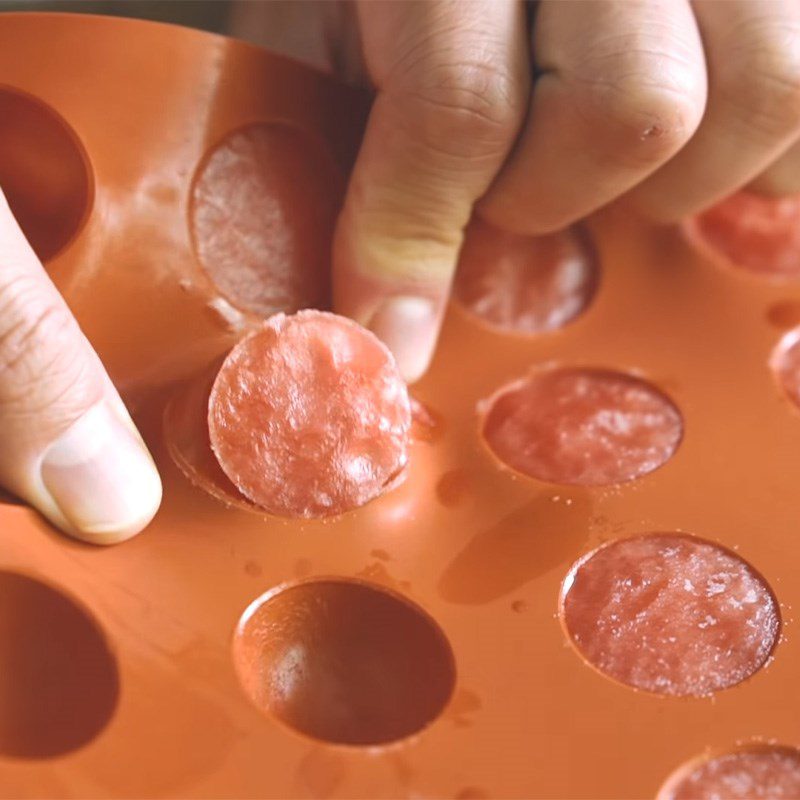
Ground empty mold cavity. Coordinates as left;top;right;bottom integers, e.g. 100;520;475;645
0;86;92;262
687;190;800;278
658;745;800;800
560;533;780;697
0;571;119;758
771;327;800;409
190;122;344;317
481;367;682;486
453;219;598;334
232;578;456;745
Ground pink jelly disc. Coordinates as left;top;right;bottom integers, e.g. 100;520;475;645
561;533;781;697
481;368;682;486
208;311;411;518
688;190;800;277
659;746;800;800
453;219;598;334
191;123;344;316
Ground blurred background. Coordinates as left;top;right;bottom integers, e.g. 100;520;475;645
0;1;359;78
0;1;232;32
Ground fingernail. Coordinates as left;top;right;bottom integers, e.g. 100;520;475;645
368;296;438;383
41;400;162;544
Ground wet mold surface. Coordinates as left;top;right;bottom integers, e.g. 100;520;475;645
1;12;800;800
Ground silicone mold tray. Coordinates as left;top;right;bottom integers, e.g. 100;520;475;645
1;12;799;800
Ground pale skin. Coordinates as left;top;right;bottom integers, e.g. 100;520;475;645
1;0;799;543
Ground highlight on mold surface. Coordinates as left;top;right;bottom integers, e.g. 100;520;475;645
559;533;780;697
771;326;800;410
232;578;456;745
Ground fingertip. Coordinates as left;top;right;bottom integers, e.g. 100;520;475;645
332;220;450;384
0;184;163;546
69;500;161;545
39;399;162;546
367;295;440;384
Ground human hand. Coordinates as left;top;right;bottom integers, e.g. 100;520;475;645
235;0;800;379
0;192;162;544
4;0;798;545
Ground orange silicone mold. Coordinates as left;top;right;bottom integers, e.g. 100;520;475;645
0;12;799;800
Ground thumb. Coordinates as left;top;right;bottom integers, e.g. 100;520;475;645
0;190;161;544
333;0;528;382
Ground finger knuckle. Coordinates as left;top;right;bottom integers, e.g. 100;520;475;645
721;22;800;140
571;48;705;168
0;275;91;413
588;80;701;168
395;59;524;162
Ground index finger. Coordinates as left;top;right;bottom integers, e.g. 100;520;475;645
333;0;529;382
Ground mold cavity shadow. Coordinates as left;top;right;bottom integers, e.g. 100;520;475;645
0;488;24;506
0;571;119;758
0;86;92;262
766;300;800;330
438;491;592;605
233;578;455;746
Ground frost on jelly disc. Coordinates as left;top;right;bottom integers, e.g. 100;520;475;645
208;311;411;519
560;533;780;697
481;368;682;486
453;219;598;334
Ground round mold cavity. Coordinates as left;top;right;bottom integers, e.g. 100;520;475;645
453;219;598;335
559;533;781;698
232;578;456;746
190;122;344;318
657;744;800;800
686;190;800;279
0;571;119;758
771;327;800;409
480;367;682;486
0;86;92;263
